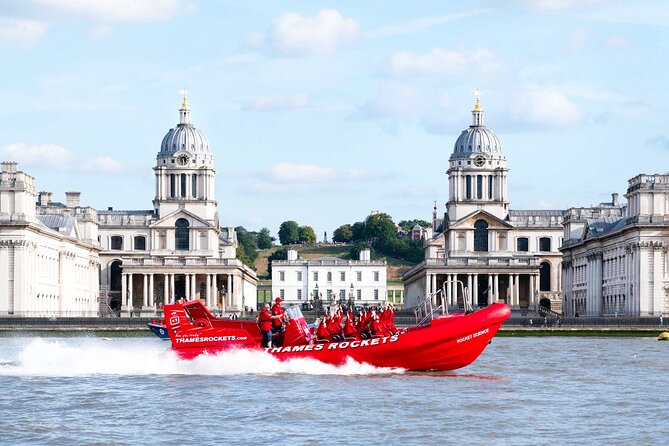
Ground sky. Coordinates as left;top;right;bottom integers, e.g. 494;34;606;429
1;0;668;241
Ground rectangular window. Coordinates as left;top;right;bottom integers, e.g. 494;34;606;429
279;289;284;298
477;175;483;199
340;289;346;300
466;175;471;199
297;271;302;281
279;271;285;281
517;238;529;252
191;173;197;198
539;237;551;252
357;289;361;300
297;289;302;300
340;271;345;281
180;173;187;198
313;271;318;281
374;271;379;282
327;289;332;299
356;271;362;281
170;174;175;198
488;175;493;199
374;289;379;300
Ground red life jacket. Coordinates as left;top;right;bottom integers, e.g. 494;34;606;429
271;303;284;327
258;309;272;331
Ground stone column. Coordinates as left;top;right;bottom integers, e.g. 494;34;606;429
121;273;127;309
467;274;473;307
163;273;169;304
487;275;493;305
213;274;218;309
529;273;535;309
473;273;479;307
170;274;175;302
494;274;499;303
431;274;437;304
446;274;452;305
149;274;154;307
206;274;212;307
514;274;520;306
227;274;232;308
143;274;148;307
185;274;190;300
191;274;197;300
509;274;515;306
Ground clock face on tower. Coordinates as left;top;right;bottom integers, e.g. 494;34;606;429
473;155;486;167
177;154;189;166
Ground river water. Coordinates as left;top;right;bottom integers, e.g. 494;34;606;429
0;335;665;445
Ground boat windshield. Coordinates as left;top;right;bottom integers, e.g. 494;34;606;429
285;306;304;321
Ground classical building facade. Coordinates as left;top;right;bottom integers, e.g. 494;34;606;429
561;174;669;317
272;249;387;308
93;96;257;315
0;162;100;316
2;94;256;317
404;97;563;311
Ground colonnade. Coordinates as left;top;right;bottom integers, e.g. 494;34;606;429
120;271;239;311
424;272;540;308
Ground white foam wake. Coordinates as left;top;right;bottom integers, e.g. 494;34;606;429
0;338;403;377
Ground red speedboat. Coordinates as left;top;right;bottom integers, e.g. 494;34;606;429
162;299;510;371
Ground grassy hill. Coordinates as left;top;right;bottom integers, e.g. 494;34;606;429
254;244;416;280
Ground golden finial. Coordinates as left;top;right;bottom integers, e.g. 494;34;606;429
179;87;189;109
472;89;481;111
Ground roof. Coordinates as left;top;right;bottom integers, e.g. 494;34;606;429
36;214;77;237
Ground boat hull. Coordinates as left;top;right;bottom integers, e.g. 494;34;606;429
163;301;510;371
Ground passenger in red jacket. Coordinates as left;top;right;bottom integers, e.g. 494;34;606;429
258;303;282;348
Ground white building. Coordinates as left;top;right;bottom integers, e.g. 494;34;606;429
271;249;387;307
404;97;563;311
2;93;256;317
0;162;100;316
561;174;669;317
91;95;257;315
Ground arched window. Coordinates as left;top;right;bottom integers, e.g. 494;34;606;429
133;235;146;251
540;261;551;291
192;173;197;198
474;220;488;252
110;236;123;250
517;237;529;252
109;260;122;291
175;218;189;250
539;237;551;252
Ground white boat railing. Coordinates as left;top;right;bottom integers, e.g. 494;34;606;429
414;280;471;325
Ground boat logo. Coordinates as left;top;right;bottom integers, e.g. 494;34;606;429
456;328;489;344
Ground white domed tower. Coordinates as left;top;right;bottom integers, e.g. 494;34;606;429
446;93;508;222
153;92;218;225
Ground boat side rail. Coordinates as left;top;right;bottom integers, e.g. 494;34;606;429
414;280;471;325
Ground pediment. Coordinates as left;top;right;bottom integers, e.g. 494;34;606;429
150;209;213;229
449;210;513;230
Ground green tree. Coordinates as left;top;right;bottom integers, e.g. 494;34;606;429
236;243;254;269
364;212;396;240
298;225;317;244
398;219;432;231
235;226;258;265
278;220;299;245
349;242;372;260
267;248;288;276
257;227;274;249
351;221;365;241
333;224;353;243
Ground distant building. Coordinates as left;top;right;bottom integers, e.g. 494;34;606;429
0;162;100;316
404;97;563;311
1;94;256;317
271;249;387;307
561;176;669;316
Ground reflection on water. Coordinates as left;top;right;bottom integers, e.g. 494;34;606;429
0;336;666;445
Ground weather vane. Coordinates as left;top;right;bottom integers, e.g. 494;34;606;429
179;88;189;108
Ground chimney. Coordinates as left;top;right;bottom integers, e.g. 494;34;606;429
1;161;18;173
612;193;619;206
65;191;81;208
359;249;371;262
38;191;53;206
287;249;298;261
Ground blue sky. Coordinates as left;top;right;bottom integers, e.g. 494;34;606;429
1;0;668;240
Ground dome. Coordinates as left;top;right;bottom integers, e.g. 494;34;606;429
160;97;210;154
450;97;502;160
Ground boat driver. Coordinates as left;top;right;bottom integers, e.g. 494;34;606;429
271;297;286;344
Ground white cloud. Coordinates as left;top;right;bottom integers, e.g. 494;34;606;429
89;24;114;39
28;0;188;23
268;163;338;183
255;9;360;56
82;156;125;173
384;48;498;78
527;0;607;11
0;18;47;47
242;93;309;111
0;142;72;169
364;10;488;38
514;86;583;128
